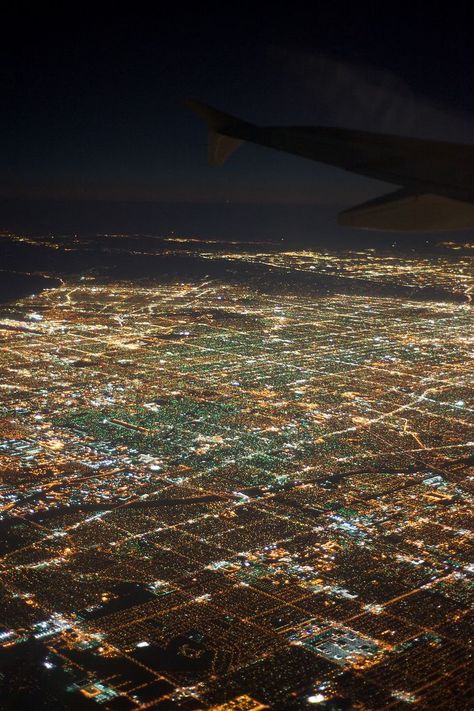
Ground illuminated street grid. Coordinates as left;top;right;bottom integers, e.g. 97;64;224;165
193;246;474;300
0;244;473;709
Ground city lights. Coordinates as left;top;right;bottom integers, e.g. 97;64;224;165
0;232;472;708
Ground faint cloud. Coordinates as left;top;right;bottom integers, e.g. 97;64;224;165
271;48;474;142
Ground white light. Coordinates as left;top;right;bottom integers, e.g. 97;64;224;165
136;641;150;648
307;694;325;704
44;661;54;669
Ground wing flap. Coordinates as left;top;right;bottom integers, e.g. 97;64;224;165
338;190;474;231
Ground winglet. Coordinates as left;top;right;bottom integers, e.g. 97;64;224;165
185;99;250;165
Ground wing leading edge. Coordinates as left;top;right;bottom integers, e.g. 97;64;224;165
186;99;474;231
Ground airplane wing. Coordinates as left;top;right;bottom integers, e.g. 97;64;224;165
186;99;474;231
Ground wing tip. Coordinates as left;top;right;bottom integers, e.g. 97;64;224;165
186;99;250;165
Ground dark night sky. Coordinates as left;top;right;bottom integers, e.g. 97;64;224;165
2;4;474;232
